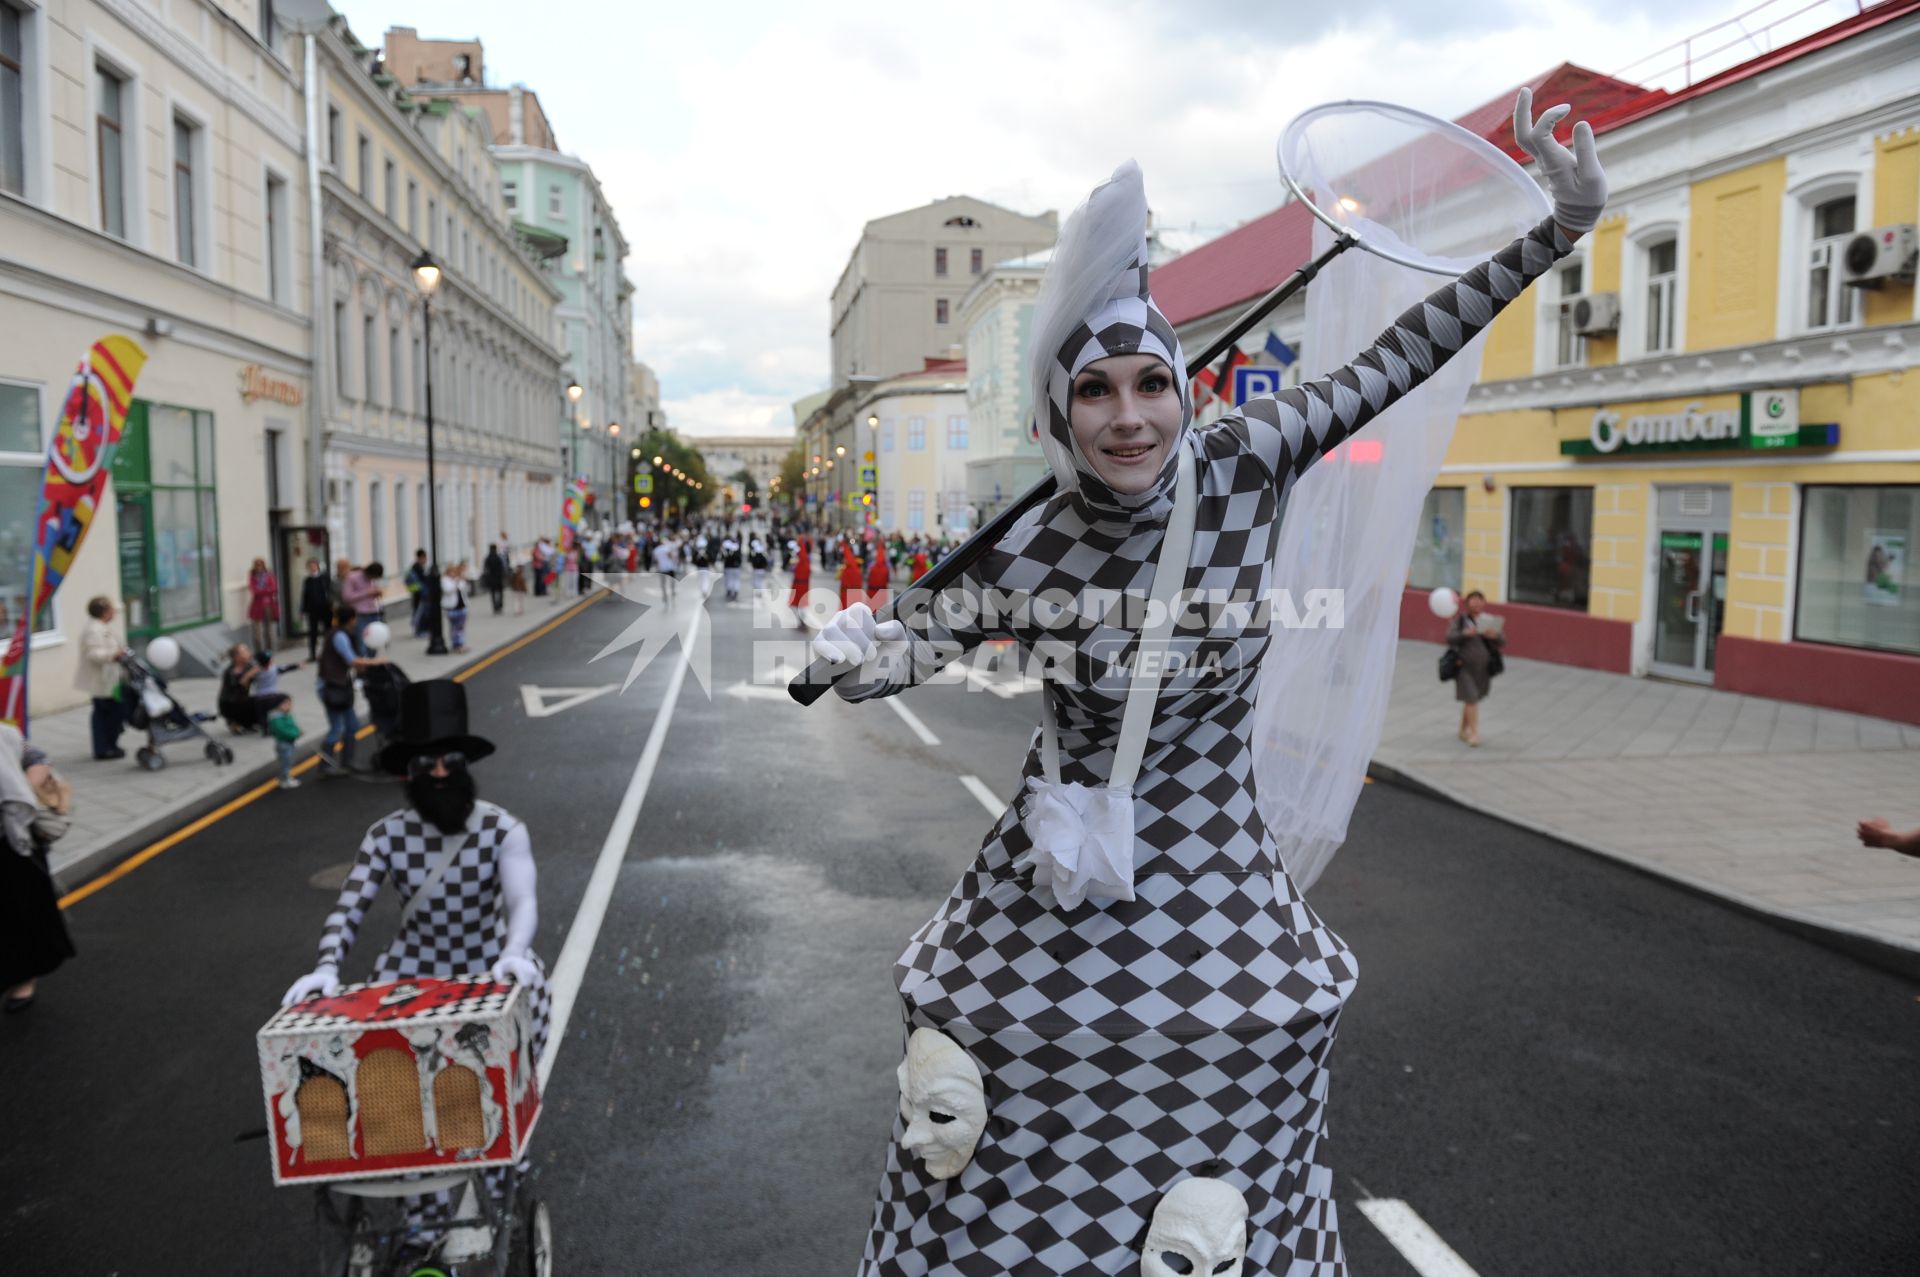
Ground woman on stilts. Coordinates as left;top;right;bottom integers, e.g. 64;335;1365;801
811;91;1607;1275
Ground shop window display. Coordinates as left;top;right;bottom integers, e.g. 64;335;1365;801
1508;486;1592;610
1408;487;1465;592
1796;485;1919;656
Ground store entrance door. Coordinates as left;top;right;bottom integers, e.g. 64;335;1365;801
1650;485;1731;682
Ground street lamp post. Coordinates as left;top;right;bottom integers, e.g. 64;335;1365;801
607;422;621;526
410;250;448;656
565;378;584;542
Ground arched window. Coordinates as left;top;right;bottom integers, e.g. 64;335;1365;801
358;1047;426;1156
433;1064;487;1151
295;1074;351;1162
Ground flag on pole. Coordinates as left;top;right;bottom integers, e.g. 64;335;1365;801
558;476;589;554
1264;331;1298;366
1193;347;1250;407
0;335;148;730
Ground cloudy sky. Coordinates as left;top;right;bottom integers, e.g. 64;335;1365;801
330;0;1854;438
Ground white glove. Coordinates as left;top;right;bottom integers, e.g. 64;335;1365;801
490;952;541;986
281;964;341;1006
812;602;908;667
1513;87;1608;236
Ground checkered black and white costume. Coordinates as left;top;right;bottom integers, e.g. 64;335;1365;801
317;799;550;1064
845;205;1575;1275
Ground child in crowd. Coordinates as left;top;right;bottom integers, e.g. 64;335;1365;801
266;695;300;790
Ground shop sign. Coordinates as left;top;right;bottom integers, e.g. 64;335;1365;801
239;364;304;407
1561;389;1837;458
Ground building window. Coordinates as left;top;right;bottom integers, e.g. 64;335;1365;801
946;415;967;449
0;380;50;640
502;179;516;213
1796;485;1919;656
1552;261;1584;368
326;105;340;170
356;131;371;198
970;247;983;275
934;247;948;277
907;416;926;451
109;402;221;634
879;490;894;527
406;179;418;237
935;298;949;326
389;326;403;410
1805;195;1857;333
2;2;29;198
411;336;422;413
383;157;396;220
258;0;275;48
1644;237;1677;355
362;313;378;405
907;489;925;531
1408;487;1465;592
1508;487;1592;610
263;172;288;303
333;302;349;398
547;183;562;219
96;64;126;238
172;115;198;266
881;419;894;452
427;197;438;251
369;479;384;571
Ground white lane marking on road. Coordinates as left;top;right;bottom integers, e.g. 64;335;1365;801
723;680;793;703
958;775;1005;817
885;696;940;747
1356;1199;1482;1277
539;609;700;1091
519;684;619;718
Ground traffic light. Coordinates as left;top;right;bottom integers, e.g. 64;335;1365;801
638;496;652;509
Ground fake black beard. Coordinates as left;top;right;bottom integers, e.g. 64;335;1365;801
407;768;478;834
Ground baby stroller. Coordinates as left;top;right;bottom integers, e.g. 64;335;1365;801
119;651;235;771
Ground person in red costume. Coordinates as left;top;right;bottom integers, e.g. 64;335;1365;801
909;545;930;583
866;543;892;611
838;540;863;609
787;538;812;628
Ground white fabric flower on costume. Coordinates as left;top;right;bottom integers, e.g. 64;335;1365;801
1023;778;1137;910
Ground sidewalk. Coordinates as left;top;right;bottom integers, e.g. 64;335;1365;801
1372;639;1920;976
32;588;601;881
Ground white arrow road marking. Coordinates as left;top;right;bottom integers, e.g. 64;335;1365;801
539;612;700;1090
885;696;940;746
959;665;1045;698
958;775;1004;817
724;680;795;703
519;684;619;718
1355;1199;1482;1277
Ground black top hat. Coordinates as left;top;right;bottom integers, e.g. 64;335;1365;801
374;679;496;775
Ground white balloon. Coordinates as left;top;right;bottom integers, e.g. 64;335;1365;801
1427;587;1459;619
146;635;181;671
362;621;392;652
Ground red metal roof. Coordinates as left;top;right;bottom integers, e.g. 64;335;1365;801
1151;0;1919;327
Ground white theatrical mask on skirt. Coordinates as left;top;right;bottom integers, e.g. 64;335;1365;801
895;1027;986;1180
1142;1177;1249;1277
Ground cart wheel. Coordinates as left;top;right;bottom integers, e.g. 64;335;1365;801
205;741;234;765
521;1198;551;1277
136;746;164;771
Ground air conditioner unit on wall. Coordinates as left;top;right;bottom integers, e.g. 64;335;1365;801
1841;224;1917;288
1569;291;1621;336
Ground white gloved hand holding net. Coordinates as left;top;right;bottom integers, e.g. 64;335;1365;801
812;602;908;668
1512;86;1608;236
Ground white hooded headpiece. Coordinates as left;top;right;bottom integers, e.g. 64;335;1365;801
1028;161;1192;526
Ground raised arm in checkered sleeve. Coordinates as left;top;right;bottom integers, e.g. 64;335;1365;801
1212;216;1575;489
314;821;394;970
831;557;1001;702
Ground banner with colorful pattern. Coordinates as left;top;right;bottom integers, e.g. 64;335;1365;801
0;335;148;730
558;476;589;554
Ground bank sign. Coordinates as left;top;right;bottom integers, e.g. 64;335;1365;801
1560;389;1839;458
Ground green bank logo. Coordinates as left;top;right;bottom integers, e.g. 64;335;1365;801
1564;388;1827;457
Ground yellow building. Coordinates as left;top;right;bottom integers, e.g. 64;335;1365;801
1165;5;1920;723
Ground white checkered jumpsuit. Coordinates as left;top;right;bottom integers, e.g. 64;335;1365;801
846;218;1576;1276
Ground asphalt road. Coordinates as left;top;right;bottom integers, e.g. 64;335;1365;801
2;572;1916;1275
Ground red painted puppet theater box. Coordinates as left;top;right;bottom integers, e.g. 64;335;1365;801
257;977;541;1186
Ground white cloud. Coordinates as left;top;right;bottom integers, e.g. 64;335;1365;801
328;0;1844;425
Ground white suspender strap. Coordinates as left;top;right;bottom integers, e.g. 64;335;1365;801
1041;443;1198;788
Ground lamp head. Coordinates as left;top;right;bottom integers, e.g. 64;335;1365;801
566;380;583;403
410;250;441;297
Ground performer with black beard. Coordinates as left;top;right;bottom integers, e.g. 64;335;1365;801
281;679;549;1059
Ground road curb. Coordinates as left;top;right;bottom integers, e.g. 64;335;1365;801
1364;758;1920;985
53;593;604;902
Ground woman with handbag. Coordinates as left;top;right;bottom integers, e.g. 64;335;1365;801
1445;589;1505;747
0;723;76;1012
315;604;386;774
246;556;281;655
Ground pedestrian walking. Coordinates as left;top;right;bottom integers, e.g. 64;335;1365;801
812;102;1604;1269
531;536;551;599
299;559;333;660
0;723;76;1012
721;536;743;602
280;678;549;1243
837;540;863;609
266;694;301;790
404;549;431;637
750;538;770;594
865;545;891;611
562;545;580;599
910;543;930;583
508;563;529;615
315;604;384;774
74;596;127;760
651;534;680;601
787;539;810;626
246;557;280;655
442;562;470;654
483;545;507;615
342;561;384;643
1445;590;1504;747
693;535;714;598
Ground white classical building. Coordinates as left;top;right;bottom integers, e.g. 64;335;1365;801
956;251;1052;528
0;0;316;708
